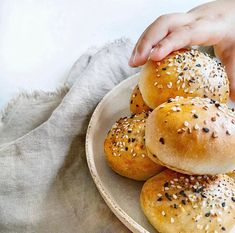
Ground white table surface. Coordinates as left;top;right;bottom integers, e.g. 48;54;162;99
0;0;210;109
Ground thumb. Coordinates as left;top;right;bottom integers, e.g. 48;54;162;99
216;46;235;102
230;80;235;102
224;59;235;102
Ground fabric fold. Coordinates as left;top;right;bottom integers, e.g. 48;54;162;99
0;38;139;233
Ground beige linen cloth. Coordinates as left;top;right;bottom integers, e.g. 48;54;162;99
0;39;139;233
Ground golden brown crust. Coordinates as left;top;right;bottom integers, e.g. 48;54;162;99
228;171;235;180
140;169;235;233
130;85;151;114
139;49;229;109
145;97;235;175
104;112;164;181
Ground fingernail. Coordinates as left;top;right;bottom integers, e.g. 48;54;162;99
150;45;163;61
150;46;158;59
150;47;156;56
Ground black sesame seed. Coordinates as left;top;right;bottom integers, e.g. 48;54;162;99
173;204;178;209
136;104;139;108
226;130;231;135
203;95;208;98
125;147;128;151
196;64;201;67
193;186;204;193
189;79;195;83
232;197;235;202
222;202;226;207
157;197;163;201
153;154;157;158
181;199;186;205
159;137;165;145
190;52;195;57
183;67;188;71
221;227;226;231
193;114;199;119
164;182;169;188
215;103;220;108
179;190;187;197
127;130;132;133
201;193;207;198
162;67;167;70
202;127;210;133
205;212;210;217
165;193;172;201
130;100;133;104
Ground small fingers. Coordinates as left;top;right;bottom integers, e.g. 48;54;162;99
150;25;193;61
220;47;235;101
150;19;226;61
129;13;192;67
230;82;235;102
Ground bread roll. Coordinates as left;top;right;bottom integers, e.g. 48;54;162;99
139;49;229;109
145;97;235;175
130;85;151;114
104;112;164;181
141;169;235;233
228;171;235;180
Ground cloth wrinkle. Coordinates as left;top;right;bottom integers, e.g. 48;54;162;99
0;38;138;233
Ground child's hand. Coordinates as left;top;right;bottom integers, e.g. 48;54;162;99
129;0;235;100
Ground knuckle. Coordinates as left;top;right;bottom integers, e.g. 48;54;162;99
183;24;195;31
138;36;150;53
141;34;149;43
157;14;169;22
136;40;147;54
158;13;185;23
159;37;172;48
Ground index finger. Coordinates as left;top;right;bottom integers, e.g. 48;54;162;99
129;13;192;67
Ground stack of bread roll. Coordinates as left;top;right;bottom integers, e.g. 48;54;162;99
104;49;235;233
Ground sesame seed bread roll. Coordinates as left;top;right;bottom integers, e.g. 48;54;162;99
140;169;235;233
145;97;235;175
130;85;151;114
228;171;235;180
104;112;164;181
139;49;229;109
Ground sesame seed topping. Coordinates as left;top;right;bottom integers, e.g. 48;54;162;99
226;130;231;135
194;124;200;130
153;171;235;232
159;137;165;145
167;82;173;88
212;131;218;138
211;116;216;122
184;121;189;127
202;127;210;133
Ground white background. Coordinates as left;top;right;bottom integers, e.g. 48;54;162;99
0;0;210;108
